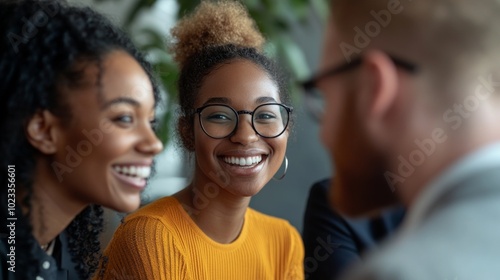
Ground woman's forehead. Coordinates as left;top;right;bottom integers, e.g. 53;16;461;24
196;60;280;107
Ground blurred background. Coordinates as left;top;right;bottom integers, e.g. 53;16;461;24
67;0;332;246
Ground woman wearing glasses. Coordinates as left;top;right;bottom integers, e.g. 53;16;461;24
96;1;303;279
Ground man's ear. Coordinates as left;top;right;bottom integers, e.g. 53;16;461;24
178;116;195;151
26;110;61;154
357;50;399;148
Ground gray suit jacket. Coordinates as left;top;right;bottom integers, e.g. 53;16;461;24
341;144;500;280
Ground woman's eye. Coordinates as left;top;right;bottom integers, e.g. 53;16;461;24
255;112;276;120
206;114;232;122
114;115;134;124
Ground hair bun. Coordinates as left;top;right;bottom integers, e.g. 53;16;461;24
170;0;265;67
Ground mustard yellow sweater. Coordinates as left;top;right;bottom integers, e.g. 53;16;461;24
96;197;304;280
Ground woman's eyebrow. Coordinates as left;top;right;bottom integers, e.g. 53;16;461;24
256;96;276;104
101;97;140;110
203;97;231;105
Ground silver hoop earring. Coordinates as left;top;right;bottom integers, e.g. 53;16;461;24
273;156;288;181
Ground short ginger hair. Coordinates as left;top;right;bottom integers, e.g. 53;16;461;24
330;0;500;94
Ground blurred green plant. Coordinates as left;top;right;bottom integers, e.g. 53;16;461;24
93;0;328;145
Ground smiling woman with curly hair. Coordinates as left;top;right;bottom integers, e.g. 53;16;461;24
0;1;163;279
96;1;304;279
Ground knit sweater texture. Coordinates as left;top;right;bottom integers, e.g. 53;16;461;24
96;196;304;280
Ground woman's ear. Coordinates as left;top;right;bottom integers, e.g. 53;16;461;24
178;116;195;151
284;126;291;138
26;110;61;154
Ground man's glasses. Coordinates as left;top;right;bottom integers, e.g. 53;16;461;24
300;55;418;121
195;103;293;139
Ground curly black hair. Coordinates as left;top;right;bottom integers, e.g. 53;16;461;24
0;0;160;279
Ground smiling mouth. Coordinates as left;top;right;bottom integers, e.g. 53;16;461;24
112;165;151;179
222;155;264;167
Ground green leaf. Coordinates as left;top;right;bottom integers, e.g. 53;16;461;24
310;0;329;22
124;0;158;29
177;0;200;19
154;62;179;146
275;35;310;81
135;27;166;50
289;0;309;21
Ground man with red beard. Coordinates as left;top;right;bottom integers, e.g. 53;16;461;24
301;0;500;279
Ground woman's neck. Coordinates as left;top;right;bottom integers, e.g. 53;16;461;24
28;186;84;246
174;182;251;244
26;162;87;247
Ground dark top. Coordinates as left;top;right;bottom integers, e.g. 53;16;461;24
1;230;78;280
302;178;405;280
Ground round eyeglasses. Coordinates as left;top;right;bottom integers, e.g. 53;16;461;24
194;103;293;139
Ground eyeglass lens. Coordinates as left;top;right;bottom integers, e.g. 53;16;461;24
198;104;290;138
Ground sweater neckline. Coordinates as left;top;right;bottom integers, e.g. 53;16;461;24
169;196;250;250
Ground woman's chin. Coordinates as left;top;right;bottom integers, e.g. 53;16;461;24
222;182;266;198
106;198;141;213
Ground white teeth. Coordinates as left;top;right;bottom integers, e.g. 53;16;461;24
113;165;151;178
223;155;262;166
138;167;151;178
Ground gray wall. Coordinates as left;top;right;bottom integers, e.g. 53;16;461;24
250;9;331;231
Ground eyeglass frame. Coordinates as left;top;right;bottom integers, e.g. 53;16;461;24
299;54;419;121
300;54;419;95
194;102;294;139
